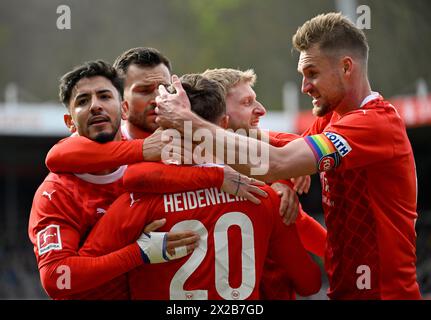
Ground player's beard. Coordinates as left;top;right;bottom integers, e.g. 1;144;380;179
312;99;333;117
93;117;121;143
312;77;345;117
128;108;158;133
94;131;116;143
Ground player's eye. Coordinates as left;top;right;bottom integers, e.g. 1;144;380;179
243;99;253;106
100;94;111;100
137;86;155;94
77;98;88;106
308;71;317;78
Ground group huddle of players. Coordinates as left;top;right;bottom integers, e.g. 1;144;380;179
28;13;422;300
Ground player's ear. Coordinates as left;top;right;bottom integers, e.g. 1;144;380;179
341;56;353;76
121;100;128;121
122;100;130;120
219;114;229;129
64;114;76;133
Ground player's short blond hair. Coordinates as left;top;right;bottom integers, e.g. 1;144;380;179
202;68;256;94
292;12;369;61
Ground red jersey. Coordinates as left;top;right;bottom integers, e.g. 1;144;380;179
79;184;321;300
28;168;143;299
123;161;326;258
303;94;420;299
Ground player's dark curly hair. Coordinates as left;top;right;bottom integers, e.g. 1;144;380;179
180;74;226;124
59;60;123;108
113;47;172;76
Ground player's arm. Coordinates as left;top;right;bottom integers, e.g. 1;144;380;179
270;222;322;296
45;136;145;173
38;244;142;299
295;209;327;258
123;162;224;193
269;179;326;255
124;163;267;205
29;186;143;299
78;192;198;265
155;77;322;181
267;193;321;296
29;182;198;300
267;132;311;194
209;126;319;181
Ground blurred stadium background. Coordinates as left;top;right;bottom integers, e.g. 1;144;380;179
0;0;430;299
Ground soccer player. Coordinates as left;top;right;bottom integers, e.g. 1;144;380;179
201;68;326;299
154;13;421;299
45;47;172;172
28;61;198;299
78;74;322;299
114;47;172;140
202;68;326;252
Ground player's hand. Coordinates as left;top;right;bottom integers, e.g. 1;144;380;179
271;182;300;225
155;75;195;132
137;218;199;264
291;175;311;195
142;128;166;162
221;165;267;205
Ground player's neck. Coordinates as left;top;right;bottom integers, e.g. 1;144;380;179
335;79;371;116
90;132;123;176
125;122;153;140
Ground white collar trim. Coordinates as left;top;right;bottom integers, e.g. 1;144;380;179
360;91;380;108
121;124;133;141
74;165;127;184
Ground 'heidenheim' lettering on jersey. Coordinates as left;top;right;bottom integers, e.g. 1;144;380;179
163;187;246;213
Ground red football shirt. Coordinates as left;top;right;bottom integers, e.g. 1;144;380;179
43;129;325;300
79;185;321;300
122;161;326;300
303;94;420;299
28;169;143;299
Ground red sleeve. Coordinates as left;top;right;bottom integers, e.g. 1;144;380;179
28;181;143;299
38;244;142;299
123;162;224;193
295;209;326;258
79;192;160;257
268;177;325;257
267;193;321;296
45;136;144;173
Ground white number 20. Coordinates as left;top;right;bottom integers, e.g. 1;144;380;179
169;212;255;300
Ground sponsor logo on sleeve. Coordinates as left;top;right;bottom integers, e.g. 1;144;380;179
37;224;62;255
318;153;340;172
324;132;352;157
